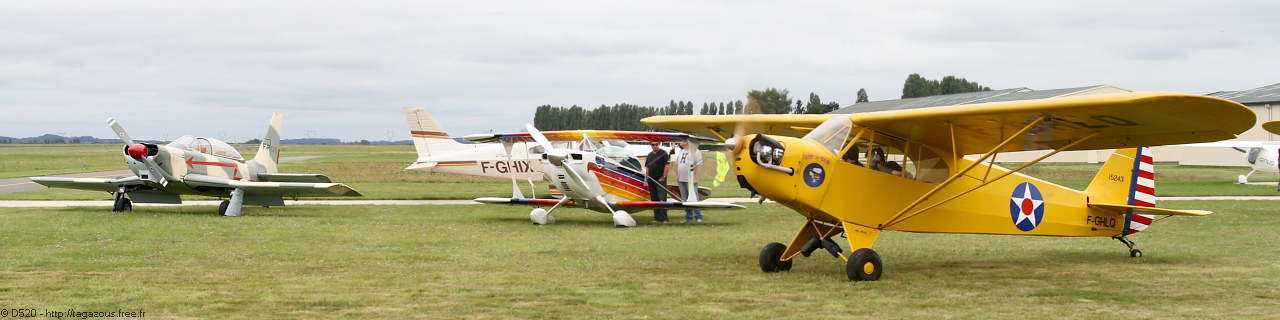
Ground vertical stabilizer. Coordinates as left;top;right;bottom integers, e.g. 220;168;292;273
254;112;283;174
1085;147;1156;235
404;107;464;158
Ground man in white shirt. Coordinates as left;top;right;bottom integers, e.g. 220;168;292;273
674;142;703;222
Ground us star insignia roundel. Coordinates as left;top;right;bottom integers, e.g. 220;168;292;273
1009;182;1045;232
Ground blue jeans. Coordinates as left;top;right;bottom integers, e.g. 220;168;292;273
678;181;703;221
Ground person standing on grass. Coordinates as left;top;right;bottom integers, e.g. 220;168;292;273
645;142;671;223
674;141;703;223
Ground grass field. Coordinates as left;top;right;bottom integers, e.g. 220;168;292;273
0;200;1276;319
4;144;1280;318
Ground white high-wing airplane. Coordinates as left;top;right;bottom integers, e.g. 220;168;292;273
402;107;661;193
1176;141;1280;183
467;124;745;227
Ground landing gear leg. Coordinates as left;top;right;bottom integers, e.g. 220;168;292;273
1116;236;1142;258
112;187;132;212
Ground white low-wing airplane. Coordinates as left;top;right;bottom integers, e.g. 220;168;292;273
29;113;361;216
466;124;745;227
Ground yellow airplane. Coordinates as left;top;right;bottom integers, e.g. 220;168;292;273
643;92;1254;281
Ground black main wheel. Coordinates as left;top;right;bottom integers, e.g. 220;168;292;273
112;195;126;212
121;198;132;211
759;242;792;272
1130;249;1143;258
218;200;231;216
846;248;883;281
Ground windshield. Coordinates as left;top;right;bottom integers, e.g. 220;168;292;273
597;146;642;171
803;115;856;155
168;135;243;159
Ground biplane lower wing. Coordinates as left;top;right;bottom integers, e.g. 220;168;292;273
29;176;145;192
183;174;362;197
474;197;745;210
1089;203;1212;216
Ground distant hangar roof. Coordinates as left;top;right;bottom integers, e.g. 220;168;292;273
830;84;1132;114
1209;82;1280;105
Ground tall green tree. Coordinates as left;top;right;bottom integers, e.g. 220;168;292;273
902;73;991;98
747;88;793;114
856;88;869;103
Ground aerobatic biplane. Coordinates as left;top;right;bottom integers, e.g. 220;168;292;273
402;107;657;183
30;113;362;216
466;124;745;227
643;92;1254;280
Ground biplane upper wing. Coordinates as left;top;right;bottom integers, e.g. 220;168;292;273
464;130;719;144
640;114;835;140
849;92;1255;155
474;197;746;210
184;174;362;197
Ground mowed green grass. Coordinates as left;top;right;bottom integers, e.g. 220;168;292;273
0;144;123;179
0;200;1276;319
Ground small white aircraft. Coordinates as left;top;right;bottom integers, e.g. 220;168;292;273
466;124;745;227
1175;141;1280;183
30;113;362;216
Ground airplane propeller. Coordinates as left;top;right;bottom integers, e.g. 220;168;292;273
107;118;171;186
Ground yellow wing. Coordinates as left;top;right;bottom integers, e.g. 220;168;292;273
640;114;834;140
1262;120;1280;135
849;92;1253;154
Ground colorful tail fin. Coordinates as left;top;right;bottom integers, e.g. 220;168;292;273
1085;147;1155;235
253;112;283;174
403;107;465;158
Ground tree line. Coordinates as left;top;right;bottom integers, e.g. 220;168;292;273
534;73;992;131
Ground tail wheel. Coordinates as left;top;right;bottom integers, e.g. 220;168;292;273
1130;249;1143;258
846;248;882;281
218;200;231;216
759;242;792;272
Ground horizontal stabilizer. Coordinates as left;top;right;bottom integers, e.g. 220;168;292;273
256;173;333;183
1089;203;1212;216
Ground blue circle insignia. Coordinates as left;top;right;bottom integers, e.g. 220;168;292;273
802;163;825;187
1009;182;1045;232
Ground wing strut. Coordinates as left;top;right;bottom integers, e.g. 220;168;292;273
882;130;1101;229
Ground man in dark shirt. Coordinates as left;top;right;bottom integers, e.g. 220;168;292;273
645;142;671;223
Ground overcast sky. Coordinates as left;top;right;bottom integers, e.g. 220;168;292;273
3;1;1278;142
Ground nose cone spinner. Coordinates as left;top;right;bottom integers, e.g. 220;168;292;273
127;144;148;160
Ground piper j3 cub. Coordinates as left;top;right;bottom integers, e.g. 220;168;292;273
467;124;745;227
644;92;1254;280
30;113;362;216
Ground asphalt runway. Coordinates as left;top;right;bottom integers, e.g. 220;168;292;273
0;156;325;195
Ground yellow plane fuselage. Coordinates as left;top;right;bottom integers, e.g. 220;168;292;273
736;134;1126;238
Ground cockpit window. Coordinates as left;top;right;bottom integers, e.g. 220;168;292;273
803;115;857;156
168;135;243;159
597;146;642;172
